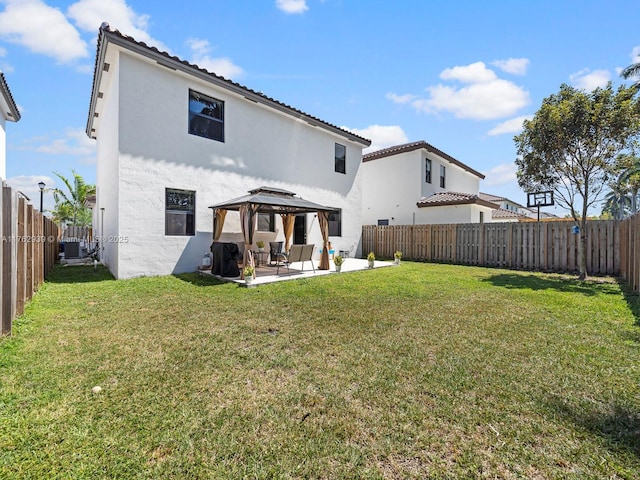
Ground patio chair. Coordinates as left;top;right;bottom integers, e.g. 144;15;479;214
269;241;285;266
277;244;315;275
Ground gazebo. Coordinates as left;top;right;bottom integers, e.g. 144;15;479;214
209;187;338;278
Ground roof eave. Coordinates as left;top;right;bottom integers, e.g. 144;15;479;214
86;26;371;147
0;73;20;122
364;141;484;179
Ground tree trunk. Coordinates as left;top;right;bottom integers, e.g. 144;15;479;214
578;206;588;280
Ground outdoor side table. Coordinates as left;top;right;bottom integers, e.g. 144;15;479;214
253;250;269;267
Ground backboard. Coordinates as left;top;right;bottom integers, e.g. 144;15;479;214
527;191;554;208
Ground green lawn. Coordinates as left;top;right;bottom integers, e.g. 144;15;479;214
1;262;639;479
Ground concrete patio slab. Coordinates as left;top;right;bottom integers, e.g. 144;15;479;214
198;258;395;287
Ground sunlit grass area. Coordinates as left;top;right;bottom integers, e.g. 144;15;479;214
1;262;639;478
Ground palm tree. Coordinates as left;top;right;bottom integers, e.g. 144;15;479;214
50;170;96;226
621;55;640;89
619;155;640;213
602;174;632;220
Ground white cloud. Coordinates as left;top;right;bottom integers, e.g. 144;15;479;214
487;115;532;136
422;78;530;120
569;68;611;91
631;46;640;63
386;92;417;104
32;128;96;161
492;58;529;75
5;174;57;209
345;125;408;153
0;0;88;64
390;61;530;121
481;163;518;187
276;0;308;14
440;62;497;83
186;38;244;79
67;0;169;52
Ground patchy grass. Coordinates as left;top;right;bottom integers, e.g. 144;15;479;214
1;262;640;479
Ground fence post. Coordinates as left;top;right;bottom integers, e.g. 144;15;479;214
2;184;17;335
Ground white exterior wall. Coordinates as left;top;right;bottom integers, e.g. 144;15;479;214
99;50;364;278
415;204;494;224
362;148;482;226
95;52;121;277
0;115;6;180
362;150;420;225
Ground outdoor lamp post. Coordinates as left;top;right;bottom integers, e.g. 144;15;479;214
38;181;45;212
38;181;46;277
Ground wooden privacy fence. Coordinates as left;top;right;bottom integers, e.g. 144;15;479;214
620;212;640;293
1;182;59;336
363;220;620;276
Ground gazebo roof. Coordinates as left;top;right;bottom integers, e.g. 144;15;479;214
209;187;337;214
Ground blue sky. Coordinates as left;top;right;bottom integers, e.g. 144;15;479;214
0;0;638;214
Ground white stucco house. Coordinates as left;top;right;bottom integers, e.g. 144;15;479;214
479;192;532;222
86;23;370;279
0;72;21;180
362;141;496;225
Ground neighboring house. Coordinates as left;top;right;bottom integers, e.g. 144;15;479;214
479;192;532;222
0;72;21;180
479;192;558;221
86;24;370;279
362;141;496;225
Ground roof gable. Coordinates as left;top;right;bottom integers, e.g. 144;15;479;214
417;191;497;209
0;72;20;122
86;23;370;147
363;140;484;179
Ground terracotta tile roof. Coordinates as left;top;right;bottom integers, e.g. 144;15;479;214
0;72;20;122
479;192;504;202
86;23;370;147
363;140;484;179
479;192;526;209
416;191;498;208
491;208;530;219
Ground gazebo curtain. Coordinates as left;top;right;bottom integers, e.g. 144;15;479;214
212;209;227;241
280;213;295;252
239;204;259;278
317;211;330;270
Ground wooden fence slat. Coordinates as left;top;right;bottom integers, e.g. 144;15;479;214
362;219;624;280
0;182;58;336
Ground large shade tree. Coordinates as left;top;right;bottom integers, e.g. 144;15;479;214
515;83;640;279
50;170;96;226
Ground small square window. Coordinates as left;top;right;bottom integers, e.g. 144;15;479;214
166;188;195;236
188;90;224;142
329;209;342;236
335;143;346;174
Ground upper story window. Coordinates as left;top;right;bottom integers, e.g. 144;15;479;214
328;209;342;236
425;158;432;184
335;143;346;174
166;188;195;236
258;213;275;232
440;165;446;189
188;89;224;142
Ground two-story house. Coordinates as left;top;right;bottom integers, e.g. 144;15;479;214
479;192;532;222
0;72;21;180
86;24;370;279
362;141;496;225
